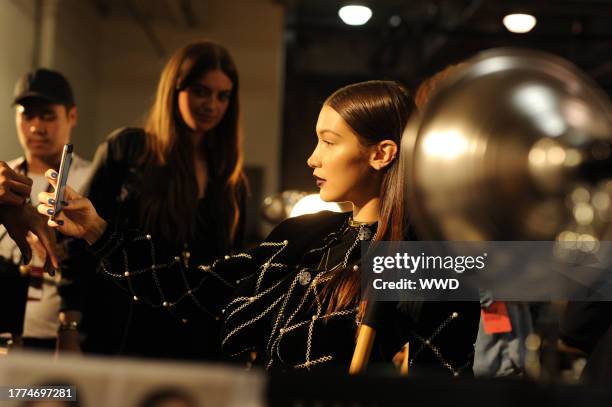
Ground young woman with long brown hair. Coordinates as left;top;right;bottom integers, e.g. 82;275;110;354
45;80;478;373
61;40;247;360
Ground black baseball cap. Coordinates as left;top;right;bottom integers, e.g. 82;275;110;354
13;68;75;107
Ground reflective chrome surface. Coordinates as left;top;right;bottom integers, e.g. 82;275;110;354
405;48;612;241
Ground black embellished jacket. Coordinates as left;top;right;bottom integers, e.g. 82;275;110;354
88;209;480;374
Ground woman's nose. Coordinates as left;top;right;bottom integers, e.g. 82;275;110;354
307;151;320;168
202;94;217;110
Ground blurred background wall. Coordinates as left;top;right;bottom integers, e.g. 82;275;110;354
0;1;36;159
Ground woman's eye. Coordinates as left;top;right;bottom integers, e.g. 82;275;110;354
322;139;334;145
189;86;209;97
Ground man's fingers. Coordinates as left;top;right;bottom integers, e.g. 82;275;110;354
28;232;56;277
13;233;32;264
33;225;59;269
26;232;47;259
8;179;32;197
1;190;26;205
25;231;38;244
9;169;33;186
0;164;32;186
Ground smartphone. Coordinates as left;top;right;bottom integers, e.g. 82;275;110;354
51;143;73;220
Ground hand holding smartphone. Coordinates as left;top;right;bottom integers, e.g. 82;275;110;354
51;144;73;220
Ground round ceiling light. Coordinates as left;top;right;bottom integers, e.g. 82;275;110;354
503;13;537;34
338;5;373;26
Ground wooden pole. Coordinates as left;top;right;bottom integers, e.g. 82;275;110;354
400;342;410;376
349;324;376;374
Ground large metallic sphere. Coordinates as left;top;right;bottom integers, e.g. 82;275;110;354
405;48;612;241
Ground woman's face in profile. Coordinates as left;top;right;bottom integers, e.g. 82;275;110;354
178;69;233;135
307;105;378;204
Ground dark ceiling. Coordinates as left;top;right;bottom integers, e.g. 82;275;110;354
280;0;612;90
88;0;612;88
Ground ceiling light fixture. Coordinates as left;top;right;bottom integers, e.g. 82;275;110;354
338;5;372;26
503;13;537;34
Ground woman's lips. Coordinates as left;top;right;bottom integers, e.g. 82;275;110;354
198;115;216;122
314;175;326;187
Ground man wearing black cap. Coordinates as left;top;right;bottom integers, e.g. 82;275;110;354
0;68;91;352
13;69;79;175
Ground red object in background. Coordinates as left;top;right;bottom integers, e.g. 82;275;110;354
482;301;513;334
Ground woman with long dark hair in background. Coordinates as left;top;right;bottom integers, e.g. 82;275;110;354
61;40;247;361
46;80;478;373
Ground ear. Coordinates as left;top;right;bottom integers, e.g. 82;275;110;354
67;106;78;127
369;140;398;171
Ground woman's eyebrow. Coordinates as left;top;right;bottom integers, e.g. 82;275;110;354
193;83;233;93
317;129;343;138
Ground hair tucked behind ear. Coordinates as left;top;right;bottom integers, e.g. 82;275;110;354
317;80;415;315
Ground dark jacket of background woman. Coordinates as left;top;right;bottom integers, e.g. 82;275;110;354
61;127;246;361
